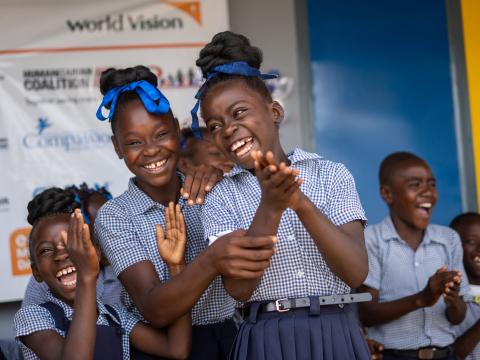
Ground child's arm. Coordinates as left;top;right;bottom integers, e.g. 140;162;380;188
22;209;99;360
454;319;480;359
129;203;191;359
358;267;461;327
444;274;467;324
223;151;299;301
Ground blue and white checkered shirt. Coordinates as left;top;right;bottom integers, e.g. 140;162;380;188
201;148;367;302
94;175;235;325
364;216;470;349
22;265;123;307
454;285;480;360
14;290;137;360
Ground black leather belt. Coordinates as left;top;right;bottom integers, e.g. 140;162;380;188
383;346;452;359
246;293;372;313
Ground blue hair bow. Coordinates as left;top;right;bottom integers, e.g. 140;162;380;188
96;80;170;121
190;61;277;138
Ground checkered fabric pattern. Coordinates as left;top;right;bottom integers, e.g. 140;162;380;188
14;290;137;360
364;216;470;349
95;174;235;325
201;148;367;303
22;266;123;307
453;287;480;360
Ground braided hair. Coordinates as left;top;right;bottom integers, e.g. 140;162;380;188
196;31;273;106
27;187;79;263
99;65;173;133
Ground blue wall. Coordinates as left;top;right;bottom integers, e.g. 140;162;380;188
307;0;462;225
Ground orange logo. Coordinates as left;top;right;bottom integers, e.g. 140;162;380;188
161;1;202;25
10;227;32;276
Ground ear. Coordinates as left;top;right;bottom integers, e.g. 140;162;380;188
380;184;393;205
270;101;284;127
31;263;43;283
111;135;123;159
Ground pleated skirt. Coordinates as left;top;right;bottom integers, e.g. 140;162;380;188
230;303;371;360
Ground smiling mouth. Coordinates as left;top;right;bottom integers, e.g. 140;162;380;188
230;137;254;158
417;202;433;216
143;158;167;172
56;266;77;287
474;256;480;265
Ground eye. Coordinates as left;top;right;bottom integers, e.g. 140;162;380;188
156;131;169;139
233;108;247;118
125;139;141;146
207;122;222;132
407;181;420;189
38;248;53;257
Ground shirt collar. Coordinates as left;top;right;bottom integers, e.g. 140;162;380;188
124;172;185;216
379;215;448;246
224;148;322;178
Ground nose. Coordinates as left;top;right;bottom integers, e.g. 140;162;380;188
54;240;69;262
222;121;238;139
143;141;160;157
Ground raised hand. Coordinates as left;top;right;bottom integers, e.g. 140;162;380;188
61;209;99;282
418;266;460;307
443;269;463;306
179;164;223;205
156;202;187;267
252;150;303;212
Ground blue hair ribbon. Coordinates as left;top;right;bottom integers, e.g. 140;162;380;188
73;193;91;225
190;61;278;139
96;80;170;121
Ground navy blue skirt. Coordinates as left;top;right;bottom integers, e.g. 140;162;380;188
230;301;371;360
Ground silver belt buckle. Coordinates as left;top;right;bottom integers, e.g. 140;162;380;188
275;298;290;312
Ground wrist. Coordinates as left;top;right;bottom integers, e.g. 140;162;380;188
414;291;427;308
76;272;98;287
259;198;285;216
291;192;309;213
168;264;185;276
203;245;222;276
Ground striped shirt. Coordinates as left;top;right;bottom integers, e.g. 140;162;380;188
95;175;235;325
364;216;470;349
201;148;367;302
14;290;137;360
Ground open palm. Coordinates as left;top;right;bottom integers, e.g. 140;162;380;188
156;202;187;266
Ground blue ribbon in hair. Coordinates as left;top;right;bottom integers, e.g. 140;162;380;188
190;61;278;139
73;193;91;225
96;80;170;121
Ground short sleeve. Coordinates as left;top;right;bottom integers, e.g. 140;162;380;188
449;231;470;296
94;203;149;277
327;163;367;226
201;181;239;241
110;304;139;336
363;226;382;290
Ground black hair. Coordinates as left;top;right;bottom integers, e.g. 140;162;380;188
196;31;273;107
27;187;79;264
181;126;208;142
99;65;173;133
450;212;480;231
65;182;112;220
379;151;427;186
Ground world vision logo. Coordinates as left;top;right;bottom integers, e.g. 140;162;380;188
10;227;32;276
65;0;201;33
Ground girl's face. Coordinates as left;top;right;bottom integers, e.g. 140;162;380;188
31;215;77;305
112;99;180;193
201;80;284;169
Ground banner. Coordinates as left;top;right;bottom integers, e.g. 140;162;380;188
0;0;229;302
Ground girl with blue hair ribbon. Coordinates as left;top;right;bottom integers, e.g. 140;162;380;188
94;66;277;359
194;31;372;360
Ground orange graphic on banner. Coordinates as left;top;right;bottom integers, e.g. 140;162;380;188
162;1;202;25
10;227;32;276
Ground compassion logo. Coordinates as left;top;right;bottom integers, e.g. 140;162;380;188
23;118;111;152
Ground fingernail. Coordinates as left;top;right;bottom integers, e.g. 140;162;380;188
272;236;278;243
188;199;194;205
205;185;211;191
196;198;203;204
183;192;189;198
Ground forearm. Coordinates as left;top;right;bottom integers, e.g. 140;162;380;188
295;197;368;288
446;298;467;325
454;320;480;359
62;277;97;360
359;292;423;327
138;252;218;327
224;201;282;302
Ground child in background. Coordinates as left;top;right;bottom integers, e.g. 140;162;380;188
358;151;468;360
94;66;277;359
450;212;480;359
15;187;191;360
22;183;122;307
195;31;371;360
180;127;234;174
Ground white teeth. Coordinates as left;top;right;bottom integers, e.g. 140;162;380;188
419;203;432;209
144;159;167;169
474;256;480;263
56;266;76;278
230;137;253;152
236;141;253;157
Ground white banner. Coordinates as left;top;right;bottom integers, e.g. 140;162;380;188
0;0;229;302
